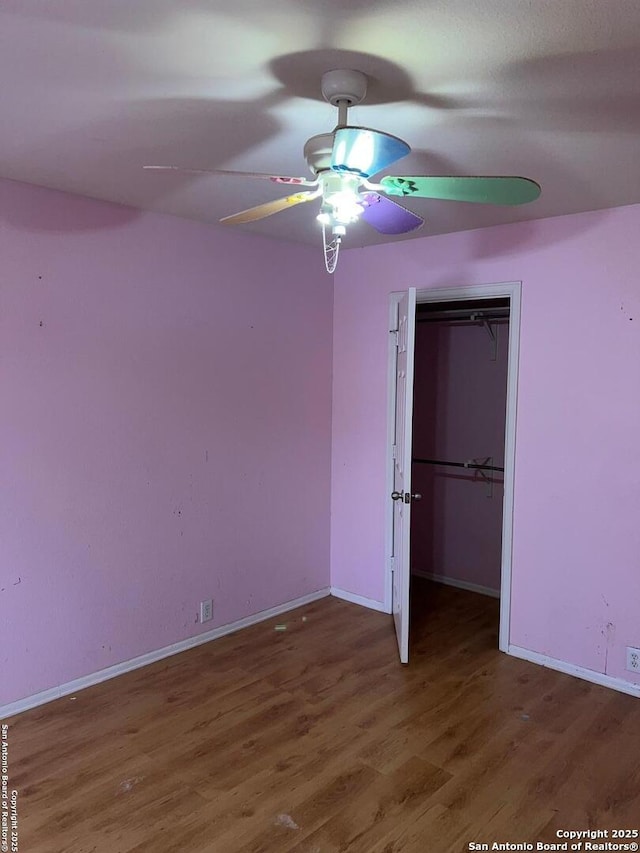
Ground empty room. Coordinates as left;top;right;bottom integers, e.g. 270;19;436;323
1;1;639;852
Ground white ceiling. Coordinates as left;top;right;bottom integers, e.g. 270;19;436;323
1;0;640;246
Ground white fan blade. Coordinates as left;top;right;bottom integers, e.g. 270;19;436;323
143;166;318;187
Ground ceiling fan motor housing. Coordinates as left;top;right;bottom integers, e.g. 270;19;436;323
303;133;335;174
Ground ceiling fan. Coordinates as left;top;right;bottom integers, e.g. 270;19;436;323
145;70;541;273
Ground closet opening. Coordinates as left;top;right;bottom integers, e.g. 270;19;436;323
410;295;511;657
386;283;520;663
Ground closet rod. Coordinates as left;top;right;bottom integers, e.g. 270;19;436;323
416;311;509;324
413;457;505;473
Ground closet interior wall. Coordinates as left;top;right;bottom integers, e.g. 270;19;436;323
411;306;509;596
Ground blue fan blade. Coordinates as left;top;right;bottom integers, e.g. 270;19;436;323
361;193;424;235
331;127;410;178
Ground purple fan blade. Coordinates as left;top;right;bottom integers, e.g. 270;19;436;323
361;193;423;235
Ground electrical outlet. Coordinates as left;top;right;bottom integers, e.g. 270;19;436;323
627;647;640;672
200;599;213;623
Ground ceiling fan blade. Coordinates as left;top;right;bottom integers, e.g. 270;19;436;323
220;191;319;225
331;127;410;178
361;193;424;235
379;176;541;205
144;166;318;187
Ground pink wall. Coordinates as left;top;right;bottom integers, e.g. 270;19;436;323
331;204;640;686
411;319;509;592
0;178;333;707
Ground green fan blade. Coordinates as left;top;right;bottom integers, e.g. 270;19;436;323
379;176;541;205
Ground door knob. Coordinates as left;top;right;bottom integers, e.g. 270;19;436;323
391;491;422;503
412;493;422;501
391;491;403;501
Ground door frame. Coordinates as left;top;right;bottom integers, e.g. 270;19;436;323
384;281;522;653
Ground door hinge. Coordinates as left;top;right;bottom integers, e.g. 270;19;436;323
392;444;397;459
390;556;395;573
390;329;399;346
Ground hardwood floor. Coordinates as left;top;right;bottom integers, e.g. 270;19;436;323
6;579;640;852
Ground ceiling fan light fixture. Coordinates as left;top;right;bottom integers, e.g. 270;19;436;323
316;172;364;226
328;189;364;224
316;203;332;225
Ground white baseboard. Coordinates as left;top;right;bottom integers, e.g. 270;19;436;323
330;586;389;613
6;587;636;717
508;644;640;699
412;570;500;599
0;588;331;719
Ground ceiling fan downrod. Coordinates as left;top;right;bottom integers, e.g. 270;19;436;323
336;100;349;128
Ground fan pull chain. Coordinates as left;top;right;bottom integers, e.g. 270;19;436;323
322;223;341;274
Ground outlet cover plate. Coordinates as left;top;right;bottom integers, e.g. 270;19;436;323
626;646;640;672
200;599;213;623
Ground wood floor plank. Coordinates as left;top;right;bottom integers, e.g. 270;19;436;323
5;580;640;853
286;756;452;853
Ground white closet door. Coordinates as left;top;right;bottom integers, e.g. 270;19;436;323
392;288;416;664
